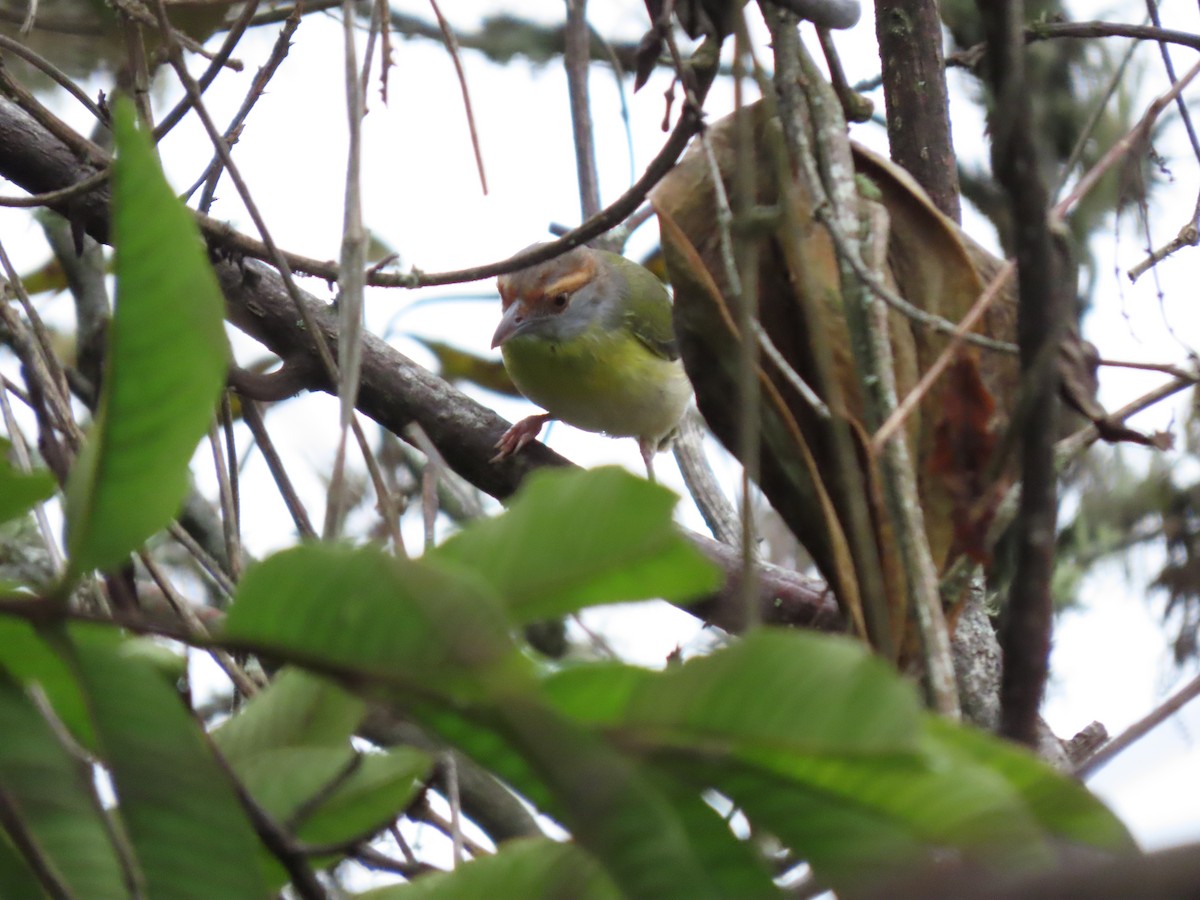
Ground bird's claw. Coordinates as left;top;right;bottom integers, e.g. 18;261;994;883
491;414;551;462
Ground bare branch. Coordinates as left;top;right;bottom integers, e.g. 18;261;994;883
874;0;961;221
1076;671;1200;777
975;1;1068;747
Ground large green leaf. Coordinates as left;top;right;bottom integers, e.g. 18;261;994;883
292;749;429;845
430;466;720;622
226;544;528;701
65;97;229;576
0;830;48;900
544;630;922;755
227;746;358;822
924;717;1135;851
213;668;367;763
415;702;559;816
357;838;620;900
459;697;776;899
63;626;268;899
697;748;1050;886
0;444;55;524
0;669;131;899
0;618;95;749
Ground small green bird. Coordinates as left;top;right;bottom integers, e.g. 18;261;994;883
491;244;693;479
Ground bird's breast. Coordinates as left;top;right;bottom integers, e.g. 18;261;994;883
501;327;691;443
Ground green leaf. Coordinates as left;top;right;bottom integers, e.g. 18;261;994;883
212;669;427;870
702;763;928;884
428;700;776;898
65;97;229;576
924;717;1135;852
0;446;55;524
64;626;268;900
0;669;131;899
0;617;95;750
431;466;720;622
415;703;558;815
697;747;1050;888
357;838;621;900
226;544;528;701
293;749;429;845
544;630;922;755
482;701;775;900
0;830;50;900
228;746;357;822
213;668;367;763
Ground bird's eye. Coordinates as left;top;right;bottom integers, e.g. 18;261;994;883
551;292;570;310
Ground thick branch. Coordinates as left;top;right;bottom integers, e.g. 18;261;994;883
874;0;961;221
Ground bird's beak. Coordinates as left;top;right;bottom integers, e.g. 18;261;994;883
491;300;528;348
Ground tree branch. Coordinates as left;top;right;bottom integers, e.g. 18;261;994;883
874;0;961;221
975;3;1068;747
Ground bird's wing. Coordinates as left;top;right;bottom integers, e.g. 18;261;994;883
619;257;681;362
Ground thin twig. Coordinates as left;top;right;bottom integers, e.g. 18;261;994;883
168;522;237;599
0;33;106;122
237;399;317;540
1031;19;1200;55
565;0;600;219
1052;55;1200;224
672;409;742;548
731;19;761;622
430;0;487;194
210;742;328;900
219;396;241;566
444;753;464;867
357;411;406;555
818;205;1018;355
153;0;262;142
871;261;1016;453
1097;357;1194;378
0;386;63;574
1128;220;1200;282
207;420;243;581
861;198;959;717
0;786;74;899
111;0;243;69
186;4;299;206
327;0;369;540
0;239;78;443
1076;671;1200;777
138;553;260;698
1055;373;1195;461
0;168;110;209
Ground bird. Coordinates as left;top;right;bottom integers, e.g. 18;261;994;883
491;244;693;480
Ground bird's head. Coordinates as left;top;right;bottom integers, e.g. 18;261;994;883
492;245;621;349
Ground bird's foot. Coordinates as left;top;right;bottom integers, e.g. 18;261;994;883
492;413;552;462
638;438;657;483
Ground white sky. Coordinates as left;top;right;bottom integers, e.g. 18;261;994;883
1;0;1197;863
